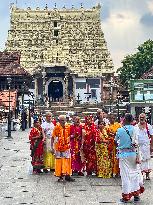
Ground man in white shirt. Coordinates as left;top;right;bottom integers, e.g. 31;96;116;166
41;112;55;173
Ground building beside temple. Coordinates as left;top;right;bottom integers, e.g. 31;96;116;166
129;67;153;122
6;3;115;104
0;51;32;115
0;51;32;93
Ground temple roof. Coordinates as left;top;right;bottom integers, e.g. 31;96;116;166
0;51;31;76
0;62;30;76
140;66;153;79
0;51;20;67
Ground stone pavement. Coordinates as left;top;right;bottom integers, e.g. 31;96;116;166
0;130;153;205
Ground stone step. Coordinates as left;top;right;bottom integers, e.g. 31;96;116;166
35;105;100;112
34;105;99;117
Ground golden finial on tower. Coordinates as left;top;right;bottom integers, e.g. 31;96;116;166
45;4;48;10
10;2;14;9
97;2;101;9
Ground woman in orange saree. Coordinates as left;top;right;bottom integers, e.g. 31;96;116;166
106;114;121;177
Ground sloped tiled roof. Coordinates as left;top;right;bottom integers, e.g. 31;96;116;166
0;51;20;67
0;62;30;76
141;66;153;79
0;51;31;76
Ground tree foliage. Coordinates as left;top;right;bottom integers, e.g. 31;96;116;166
117;39;153;88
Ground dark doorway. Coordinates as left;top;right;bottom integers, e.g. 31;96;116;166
48;80;63;102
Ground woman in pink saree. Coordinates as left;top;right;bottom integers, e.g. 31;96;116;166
70;116;84;176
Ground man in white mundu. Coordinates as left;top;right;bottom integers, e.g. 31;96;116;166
135;113;153;180
42;112;55;173
115;113;144;203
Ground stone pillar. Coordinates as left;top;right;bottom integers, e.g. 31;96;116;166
64;75;68;102
100;77;103;103
34;78;38;100
72;76;76;104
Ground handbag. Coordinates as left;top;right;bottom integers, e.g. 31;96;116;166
123;126;141;164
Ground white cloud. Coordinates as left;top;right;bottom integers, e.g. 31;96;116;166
101;10;144;70
111;49;128;72
147;0;153;14
103;10;140;29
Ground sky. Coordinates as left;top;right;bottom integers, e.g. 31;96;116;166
0;0;153;71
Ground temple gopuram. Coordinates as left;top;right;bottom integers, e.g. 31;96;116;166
6;3;115;104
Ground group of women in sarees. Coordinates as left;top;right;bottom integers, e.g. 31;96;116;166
28;112;121;178
28;110;153;203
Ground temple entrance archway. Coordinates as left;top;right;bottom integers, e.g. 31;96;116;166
48;80;63;102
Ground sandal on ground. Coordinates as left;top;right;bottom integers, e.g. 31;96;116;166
33;170;38;174
146;176;150;180
120;198;128;203
37;169;43;174
134;196;140;202
78;172;84;176
43;169;49;173
58;177;64;182
65;175;75;182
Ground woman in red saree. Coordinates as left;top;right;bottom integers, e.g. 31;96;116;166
29;118;45;174
70;116;84;176
82;115;98;176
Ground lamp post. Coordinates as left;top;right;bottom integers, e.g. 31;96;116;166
21;81;25;111
31;92;35;113
28;93;31;128
64;75;67;102
21;82;26;131
7;77;12;138
109;77;114;113
116;91;120;122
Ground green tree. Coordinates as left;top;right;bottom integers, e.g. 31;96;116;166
117;39;153;88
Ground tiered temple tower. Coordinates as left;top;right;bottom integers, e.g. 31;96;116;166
6;3;114;104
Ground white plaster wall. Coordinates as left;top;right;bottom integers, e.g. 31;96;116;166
75;78;87;103
90;86;101;103
75;78;101;104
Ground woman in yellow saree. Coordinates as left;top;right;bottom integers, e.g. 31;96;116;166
96;121;112;178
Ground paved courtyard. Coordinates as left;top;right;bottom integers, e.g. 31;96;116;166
0;129;153;205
